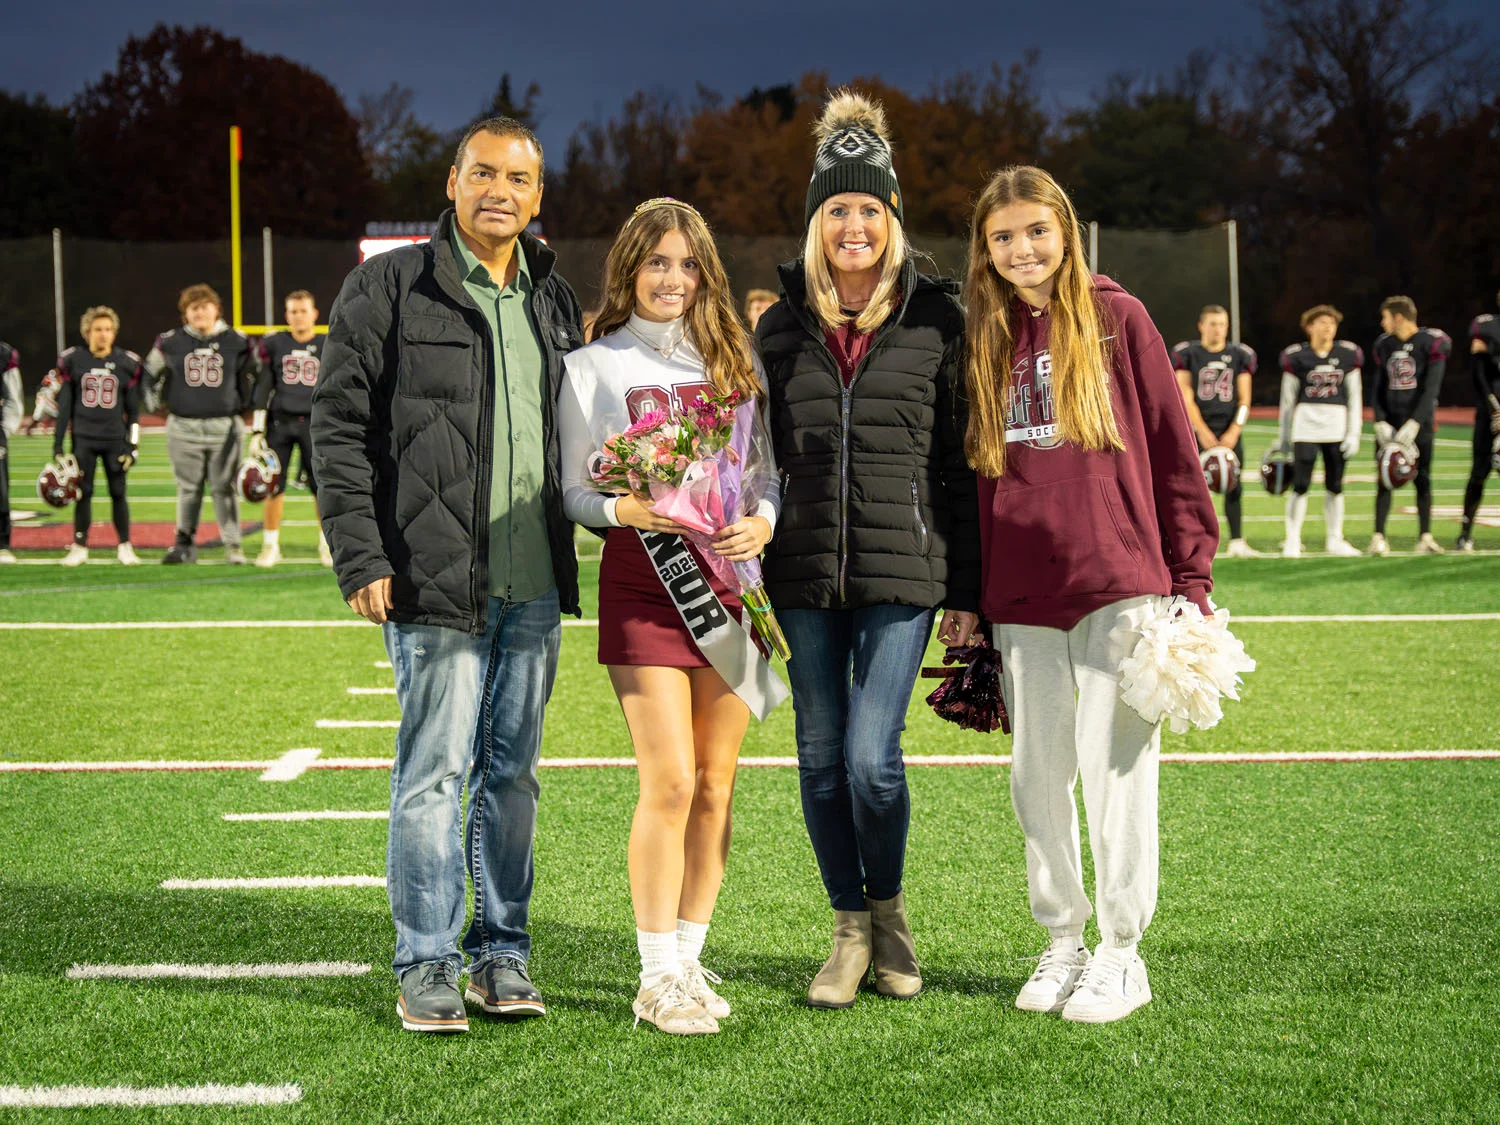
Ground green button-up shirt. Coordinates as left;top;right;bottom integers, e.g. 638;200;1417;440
451;225;554;600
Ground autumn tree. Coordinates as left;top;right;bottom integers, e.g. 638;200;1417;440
0;92;83;236
73;24;374;239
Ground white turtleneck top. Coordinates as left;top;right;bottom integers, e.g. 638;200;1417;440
558;313;780;531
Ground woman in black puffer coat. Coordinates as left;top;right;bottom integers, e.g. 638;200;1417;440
754;89;980;1011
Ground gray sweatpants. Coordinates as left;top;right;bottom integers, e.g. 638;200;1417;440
165;414;244;548
993;595;1163;949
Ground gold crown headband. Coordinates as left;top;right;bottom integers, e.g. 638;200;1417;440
629;197;704;223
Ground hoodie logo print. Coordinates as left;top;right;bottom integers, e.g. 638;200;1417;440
1005;351;1061;448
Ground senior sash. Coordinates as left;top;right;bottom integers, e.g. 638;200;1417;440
635;529;788;721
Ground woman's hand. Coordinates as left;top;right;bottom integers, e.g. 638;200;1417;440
711;516;772;562
937;609;980;647
614;492;692;534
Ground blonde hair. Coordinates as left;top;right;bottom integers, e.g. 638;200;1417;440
591;199;760;402
963;166;1123;478
80;306;119;336
802;205;908;333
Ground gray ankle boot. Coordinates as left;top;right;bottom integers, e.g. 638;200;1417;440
806;910;873;1009
868;892;922;999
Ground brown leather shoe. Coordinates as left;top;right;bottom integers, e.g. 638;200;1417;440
806;910;873;1009
868;892;922;999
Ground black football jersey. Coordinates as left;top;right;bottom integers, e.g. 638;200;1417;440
1469;314;1500;402
257;332;324;416
1372;328;1449;425
150;326;261;418
1170;340;1257;431
55;346;142;441
1279;340;1363;407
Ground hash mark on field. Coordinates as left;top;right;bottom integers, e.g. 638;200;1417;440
0;1084;303;1108
347;687;396;695
67;961;370;980
259;747;322;781
224;810;388;822
317;719;399;728
374;660;392;669
161;876;385;890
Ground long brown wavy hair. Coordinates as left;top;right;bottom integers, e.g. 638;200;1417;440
963;166;1123;477
590;199;760;401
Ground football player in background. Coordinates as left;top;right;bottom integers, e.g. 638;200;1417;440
249;290;331;567
1275;305;1363;557
19;368;62;435
52;307;144;565
1369;295;1450;556
1458;293;1500;552
1172;305;1259;557
0;339;19;562
144;284;263;564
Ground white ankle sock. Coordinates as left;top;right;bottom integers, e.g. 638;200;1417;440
263;529;280;548
676;919;708;964
637;929;678;987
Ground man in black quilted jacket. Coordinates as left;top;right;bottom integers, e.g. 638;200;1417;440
312;116;584;1034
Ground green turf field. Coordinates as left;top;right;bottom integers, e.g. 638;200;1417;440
1;421;1498;1122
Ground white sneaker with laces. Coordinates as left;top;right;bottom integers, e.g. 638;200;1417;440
1015;937;1091;1013
1281;539;1301;559
1226;538;1262;559
0;548;16;564
117;543;140;565
1416;533;1446;555
1456;535;1475;553
681;959;730;1019
1325;538;1361;557
255;543;282;568
61;544;88;567
632;972;718;1035
318;539;334;568
1368;533;1390;557
1061;946;1151;1024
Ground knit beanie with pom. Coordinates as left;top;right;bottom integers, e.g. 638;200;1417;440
804;89;903;227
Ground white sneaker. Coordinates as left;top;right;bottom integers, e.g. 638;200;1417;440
1456;535;1476;553
1015;937;1091;1013
225;547;248;565
255;543;282;568
61;544;89;567
1325;538;1361;558
318;538;334;568
1061;946;1152;1024
632;972;718;1035
1416;533;1446;555
681;959;731;1019
0;549;16;564
1226;538;1262;559
1368;533;1390;557
1281;540;1301;559
117;543;140;566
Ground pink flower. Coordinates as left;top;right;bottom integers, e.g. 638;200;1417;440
674;455;690;471
624;410;667;439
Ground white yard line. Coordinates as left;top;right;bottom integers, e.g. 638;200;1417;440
161;876;385;890
1236;613;1500;622
346;687;396;695
259;748;323;781
67;961;369;980
0;1084;303;1108
374;660;392;669
7;749;1498;777
225;810;388;822
316;719;399;728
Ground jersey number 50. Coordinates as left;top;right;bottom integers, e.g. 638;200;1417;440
184;352;225;388
281;355;320;386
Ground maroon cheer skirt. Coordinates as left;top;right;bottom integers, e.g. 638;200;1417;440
597;527;745;667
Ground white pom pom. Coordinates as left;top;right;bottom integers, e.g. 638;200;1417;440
1118;601;1256;733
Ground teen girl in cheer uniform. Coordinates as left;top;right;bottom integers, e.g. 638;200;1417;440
558;198;784;1035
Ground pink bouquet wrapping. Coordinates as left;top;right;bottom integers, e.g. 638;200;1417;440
590;390;790;660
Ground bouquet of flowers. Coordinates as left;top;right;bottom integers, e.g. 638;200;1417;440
590;390;791;660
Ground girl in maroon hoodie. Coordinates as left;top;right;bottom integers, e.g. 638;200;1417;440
964;167;1218;1024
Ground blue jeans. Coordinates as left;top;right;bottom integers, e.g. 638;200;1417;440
383;589;561;978
780;604;934;911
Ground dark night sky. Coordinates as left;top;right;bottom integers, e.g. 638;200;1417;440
6;0;1492;160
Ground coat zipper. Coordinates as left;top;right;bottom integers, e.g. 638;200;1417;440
910;473;929;555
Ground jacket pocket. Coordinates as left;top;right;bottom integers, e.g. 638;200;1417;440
986;475;1143;603
910;472;930;556
397;315;476;402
